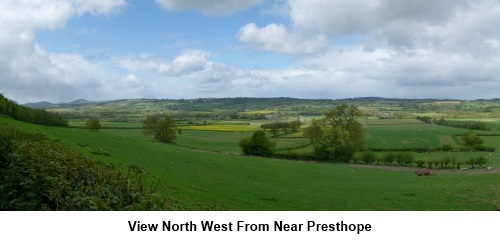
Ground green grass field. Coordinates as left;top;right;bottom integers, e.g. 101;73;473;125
2;116;499;210
176;130;251;154
69;121;143;129
180;125;260;132
364;122;464;149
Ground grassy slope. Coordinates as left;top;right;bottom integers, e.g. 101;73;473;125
2;117;499;210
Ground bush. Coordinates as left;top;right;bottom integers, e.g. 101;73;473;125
86;118;101;131
382;153;396;165
392;152;414;166
0;124;162;210
361;152;377;165
239;130;276;157
401;153;414;166
474;156;487;168
440;144;454;152
414;160;425;167
466;156;488;168
273;152;316;161
441;156;451;168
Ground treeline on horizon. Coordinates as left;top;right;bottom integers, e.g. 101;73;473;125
417;116;490;130
0;94;67;126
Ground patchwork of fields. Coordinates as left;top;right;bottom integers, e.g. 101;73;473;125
2;116;499;210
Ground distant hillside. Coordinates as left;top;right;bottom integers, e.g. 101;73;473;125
26;97;464;109
70;99;92;105
23;101;54;109
24;99;101;109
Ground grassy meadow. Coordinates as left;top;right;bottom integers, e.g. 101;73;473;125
2;115;499;210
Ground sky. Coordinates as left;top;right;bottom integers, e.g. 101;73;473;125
0;0;499;103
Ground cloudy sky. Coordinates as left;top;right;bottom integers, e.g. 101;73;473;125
1;0;499;103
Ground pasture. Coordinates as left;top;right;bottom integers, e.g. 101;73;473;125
1;116;499;210
363;121;464;149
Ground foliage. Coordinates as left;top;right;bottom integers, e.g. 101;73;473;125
361;152;377;165
239;130;276;157
382;153;396;165
313;105;364;162
416;116;433;124
143;115;177;143
143;115;161;136
272;151;316;161
394;152;414;166
86;118;101;131
461;131;484;147
0;124;162;210
466;156;488;168
0;94;67;126
260;120;302;136
434;118;490;130
156;117;177;143
303;119;323;143
441;156;451;167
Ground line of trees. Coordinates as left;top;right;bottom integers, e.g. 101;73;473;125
417;116;491;131
431;117;490;130
0;94;67;126
260;119;302;136
357;152;488;169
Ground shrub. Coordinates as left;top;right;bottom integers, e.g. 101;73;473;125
431;159;442;168
86;118;101;131
440;144;454;152
441;156;451;168
239;130;276;157
466;156;488;168
273;152;316;161
0;125;162;210
474;156;487;168
361;152;377;165
382;153;396;165
391;152;413;166
414;160;425;167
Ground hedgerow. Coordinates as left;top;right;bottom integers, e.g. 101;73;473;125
0;124;162;211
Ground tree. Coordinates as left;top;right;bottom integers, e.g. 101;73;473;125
313;105;364;162
143;115;177;143
86;118;101;131
155;117;177;143
143;115;161;136
239;130;276;157
461;131;483;148
303;119;322;143
289;118;302;132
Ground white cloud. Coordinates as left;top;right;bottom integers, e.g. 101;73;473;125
4;45;112;101
0;0;127;102
2;0;500;102
288;0;471;36
233;0;500;99
155;0;261;15
157;51;210;76
238;23;327;54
